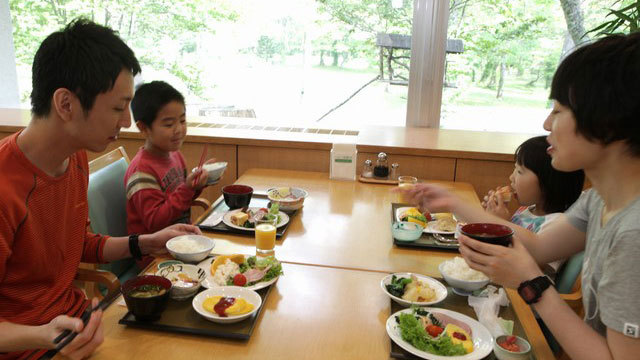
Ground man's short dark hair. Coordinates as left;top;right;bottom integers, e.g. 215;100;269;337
550;32;640;156
515;136;585;213
30;18;141;117
131;81;185;127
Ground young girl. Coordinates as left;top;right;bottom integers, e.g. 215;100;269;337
482;136;585;235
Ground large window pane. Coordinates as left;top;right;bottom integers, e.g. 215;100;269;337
441;0;611;134
10;0;413;129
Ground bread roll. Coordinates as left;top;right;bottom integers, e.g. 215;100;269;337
496;186;512;203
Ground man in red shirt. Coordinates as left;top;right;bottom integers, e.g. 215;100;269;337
0;19;203;359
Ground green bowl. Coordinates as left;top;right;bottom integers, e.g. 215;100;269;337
391;221;424;242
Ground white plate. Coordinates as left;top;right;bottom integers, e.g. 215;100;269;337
380;273;447;307
192;286;261;324
222;207;290;231
386;307;494;360
396;207;456;235
197;256;280;291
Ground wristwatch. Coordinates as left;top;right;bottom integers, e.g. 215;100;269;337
517;275;553;304
128;234;143;261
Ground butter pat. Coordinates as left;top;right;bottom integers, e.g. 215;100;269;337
330;142;357;181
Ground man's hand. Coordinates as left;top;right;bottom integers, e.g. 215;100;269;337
139;223;203;256
41;298;104;360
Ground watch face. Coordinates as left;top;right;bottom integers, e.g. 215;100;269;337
520;285;536;301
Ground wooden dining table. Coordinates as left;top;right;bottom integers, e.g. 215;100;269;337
92;168;554;359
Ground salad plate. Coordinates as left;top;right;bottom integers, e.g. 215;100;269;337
386;307;493;360
222;207;289;231
197;255;281;291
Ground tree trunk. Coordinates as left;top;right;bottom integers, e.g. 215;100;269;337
319;50;325;66
559;0;589;46
332;51;339;66
128;12;134;38
496;62;506;98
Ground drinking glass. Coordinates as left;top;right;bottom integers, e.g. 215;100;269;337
396;176;418;203
255;218;277;257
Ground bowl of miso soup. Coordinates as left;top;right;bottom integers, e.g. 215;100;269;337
122;275;172;321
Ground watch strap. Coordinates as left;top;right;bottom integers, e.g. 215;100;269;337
128;234;143;261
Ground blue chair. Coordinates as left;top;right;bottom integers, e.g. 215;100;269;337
87;147;141;289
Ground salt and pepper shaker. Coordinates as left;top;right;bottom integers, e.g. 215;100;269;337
374;152;389;178
390;163;399;180
362;159;374;178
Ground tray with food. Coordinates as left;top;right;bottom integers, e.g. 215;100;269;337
391;204;460;250
197;194;297;237
387;281;533;360
118;280;273;340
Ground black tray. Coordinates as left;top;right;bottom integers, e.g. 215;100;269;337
389;284;534;360
197;194;297;238
392;203;460;251
118;284;272;340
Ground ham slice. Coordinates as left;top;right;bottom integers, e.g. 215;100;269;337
433;312;473;337
243;265;272;283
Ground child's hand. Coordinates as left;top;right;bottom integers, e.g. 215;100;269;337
186;168;208;190
484;187;511;220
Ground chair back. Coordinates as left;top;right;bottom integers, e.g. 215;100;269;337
88;147;138;281
555;251;584;294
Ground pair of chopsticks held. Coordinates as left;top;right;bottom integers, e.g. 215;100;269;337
41;289;121;359
192;144;208;188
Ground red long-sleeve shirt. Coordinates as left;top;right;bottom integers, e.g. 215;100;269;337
0;132;107;360
124;148;197;236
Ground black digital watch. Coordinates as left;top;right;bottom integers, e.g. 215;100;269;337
517;275;553;304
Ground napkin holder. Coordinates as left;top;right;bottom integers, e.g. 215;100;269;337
330;142;357;181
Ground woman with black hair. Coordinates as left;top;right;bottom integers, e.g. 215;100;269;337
400;32;640;359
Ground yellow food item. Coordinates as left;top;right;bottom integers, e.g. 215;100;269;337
203;296;254;316
445;324;473;354
210;254;246;275
432;212;454;220
230;212;248;226
401;275;436;302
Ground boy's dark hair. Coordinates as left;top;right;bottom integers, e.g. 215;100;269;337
31;18;141;117
550;32;640;156
516;136;585;213
131;81;185;127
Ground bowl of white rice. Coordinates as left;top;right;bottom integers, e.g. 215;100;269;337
438;257;490;293
166;235;215;263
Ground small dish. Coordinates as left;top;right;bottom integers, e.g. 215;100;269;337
391;221;423;242
166;235;215;263
266;187;308;211
155;264;206;300
494;335;531;360
380;272;447;307
157;260;183;270
192;286;262;324
438;260;490;296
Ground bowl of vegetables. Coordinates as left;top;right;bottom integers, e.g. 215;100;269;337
381;272;447;307
266;187;308;211
155;264;206;300
494;335;531;360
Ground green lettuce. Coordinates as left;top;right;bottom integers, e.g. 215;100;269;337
396;313;466;356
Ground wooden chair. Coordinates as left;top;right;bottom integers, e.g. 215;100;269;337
83;147;211;297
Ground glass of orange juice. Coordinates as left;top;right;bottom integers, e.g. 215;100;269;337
255;218;277;257
397;176;418;203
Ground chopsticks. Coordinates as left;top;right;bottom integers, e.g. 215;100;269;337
41;289;122;359
193;144;208;187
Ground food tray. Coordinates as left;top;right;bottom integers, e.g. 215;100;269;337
118;284;273;340
389;283;534;359
391;203;459;251
358;175;399;184
197;193;297;238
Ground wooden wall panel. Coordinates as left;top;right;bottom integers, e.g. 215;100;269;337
358;152;456;181
455;159;519;214
238;146;329;176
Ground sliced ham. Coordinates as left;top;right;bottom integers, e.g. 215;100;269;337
243;265;272;282
433;312;473;337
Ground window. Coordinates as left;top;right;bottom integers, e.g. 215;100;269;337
7;0;416;129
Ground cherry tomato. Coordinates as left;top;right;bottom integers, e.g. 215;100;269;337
426;324;443;337
233;273;247;286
